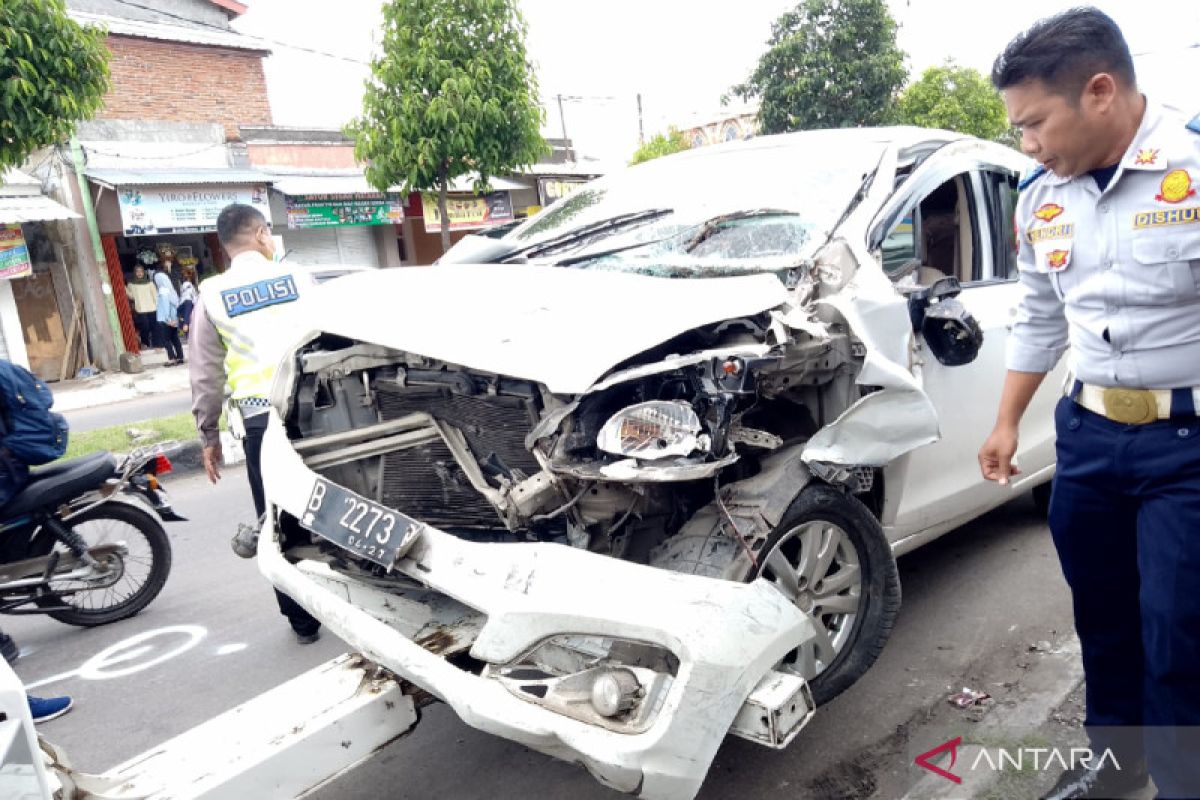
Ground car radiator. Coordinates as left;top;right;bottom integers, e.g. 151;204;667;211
374;384;541;530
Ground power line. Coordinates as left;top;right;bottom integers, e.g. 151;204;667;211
104;0;372;65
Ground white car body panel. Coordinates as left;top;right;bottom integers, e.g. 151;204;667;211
303;264;789;395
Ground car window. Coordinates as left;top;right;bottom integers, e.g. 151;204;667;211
882;173;981;286
980;170;1020;281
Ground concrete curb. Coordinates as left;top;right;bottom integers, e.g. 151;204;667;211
147;431;247;477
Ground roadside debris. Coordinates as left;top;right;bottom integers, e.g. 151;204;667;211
948;687;992;709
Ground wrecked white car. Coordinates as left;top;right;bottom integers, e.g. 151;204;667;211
256;127;1065;799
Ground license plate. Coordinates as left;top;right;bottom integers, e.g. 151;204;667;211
301;478;421;570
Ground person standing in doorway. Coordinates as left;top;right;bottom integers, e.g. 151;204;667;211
978;8;1200;799
188;204;321;645
154;260;184;366
177;266;198;339
126;265;158;349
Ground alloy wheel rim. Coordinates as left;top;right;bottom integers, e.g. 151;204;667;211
758;519;863;681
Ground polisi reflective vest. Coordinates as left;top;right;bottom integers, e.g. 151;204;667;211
198;254;316;403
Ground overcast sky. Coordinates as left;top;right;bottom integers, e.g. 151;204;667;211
233;0;1198;166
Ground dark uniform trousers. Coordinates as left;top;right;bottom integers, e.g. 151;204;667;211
244;413;321;638
1050;394;1200;797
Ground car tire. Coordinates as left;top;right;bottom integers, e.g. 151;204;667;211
1032;481;1052;518
650;481;900;706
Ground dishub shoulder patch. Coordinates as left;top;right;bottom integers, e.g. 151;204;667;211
1018;164;1048;191
1187;113;1200;135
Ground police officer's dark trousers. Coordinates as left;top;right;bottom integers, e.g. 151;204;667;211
1049;395;1200;798
244;413;321;638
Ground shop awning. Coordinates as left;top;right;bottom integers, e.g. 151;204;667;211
270;175;400;196
85;168;272;188
1;168;78;222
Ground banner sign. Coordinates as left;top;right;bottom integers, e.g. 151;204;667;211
0;224;33;280
537;178;588;206
118;184;269;236
422;191;513;233
285;194;404;230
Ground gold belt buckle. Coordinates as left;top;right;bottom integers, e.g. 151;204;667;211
1102;388;1159;424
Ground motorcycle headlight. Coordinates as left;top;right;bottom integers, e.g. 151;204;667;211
596;401;707;460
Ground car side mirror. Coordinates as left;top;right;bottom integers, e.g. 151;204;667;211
906;277;984;366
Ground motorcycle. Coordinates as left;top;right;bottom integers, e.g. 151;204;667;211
0;447;180;627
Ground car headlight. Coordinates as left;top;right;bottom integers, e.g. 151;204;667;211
595;401;708;460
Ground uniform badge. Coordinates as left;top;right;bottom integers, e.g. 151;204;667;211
1134;148;1159;166
1033;203;1064;222
1156;169;1196;203
221;276;300;317
1046;249;1070;271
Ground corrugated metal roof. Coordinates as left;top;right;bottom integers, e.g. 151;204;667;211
270;175;397;196
0;195;81;225
446;175;529;193
69;10;269;52
85;168;272;187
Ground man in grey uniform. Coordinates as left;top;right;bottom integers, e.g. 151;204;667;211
979;8;1200;799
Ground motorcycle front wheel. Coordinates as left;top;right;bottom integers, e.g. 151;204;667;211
34;502;173;627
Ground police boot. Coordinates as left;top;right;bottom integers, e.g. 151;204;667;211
1041;757;1149;799
231;520;260;559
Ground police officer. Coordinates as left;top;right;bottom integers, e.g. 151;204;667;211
979;8;1200;799
189;203;321;645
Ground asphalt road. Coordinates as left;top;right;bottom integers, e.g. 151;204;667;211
62;389;194;433
4;471;1076;799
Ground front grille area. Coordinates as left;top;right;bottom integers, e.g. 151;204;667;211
375;385;540;529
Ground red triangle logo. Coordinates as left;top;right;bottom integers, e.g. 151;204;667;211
914;736;963;784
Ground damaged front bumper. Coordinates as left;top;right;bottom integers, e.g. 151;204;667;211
258;415;818;800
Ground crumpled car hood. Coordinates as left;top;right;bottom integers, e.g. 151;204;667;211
307;263;790;394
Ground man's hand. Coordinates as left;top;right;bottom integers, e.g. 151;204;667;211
203;444;222;484
979;424;1022;485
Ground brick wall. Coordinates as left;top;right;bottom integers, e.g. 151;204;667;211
99;35;272;138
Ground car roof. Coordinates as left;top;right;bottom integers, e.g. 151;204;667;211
662;125;967;162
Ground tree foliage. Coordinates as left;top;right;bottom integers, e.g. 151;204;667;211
0;0;110;173
629;127;690;165
730;0;906;134
348;0;547;253
897;62;1011;141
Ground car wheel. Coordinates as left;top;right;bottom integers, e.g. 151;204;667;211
1032;481;1052;518
651;482;900;705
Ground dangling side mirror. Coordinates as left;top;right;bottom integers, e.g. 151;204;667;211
906;277;984;366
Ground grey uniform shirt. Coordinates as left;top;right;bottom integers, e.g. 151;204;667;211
1007;101;1200;389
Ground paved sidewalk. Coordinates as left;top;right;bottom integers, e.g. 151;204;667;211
53;361;190;413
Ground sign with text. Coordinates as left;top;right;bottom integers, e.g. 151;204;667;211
422;191;513;233
118;184;269;236
0;224;32;280
285;194;404;230
537;177;588;206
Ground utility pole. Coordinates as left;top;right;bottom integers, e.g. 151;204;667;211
556;93;574;162
637;93;645;145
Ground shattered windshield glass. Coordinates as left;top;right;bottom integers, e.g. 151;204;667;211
502;138;887;276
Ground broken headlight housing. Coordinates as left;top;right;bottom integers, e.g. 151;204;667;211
595;401;708;460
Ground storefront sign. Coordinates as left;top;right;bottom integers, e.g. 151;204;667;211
285;194;404;230
537;178;588;206
0;225;32;280
422;191;513;233
117;184;268;236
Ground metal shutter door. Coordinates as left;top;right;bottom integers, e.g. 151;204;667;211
281;229;341;266
334;226;378;268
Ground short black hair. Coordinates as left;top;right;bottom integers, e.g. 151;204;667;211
216;203;268;247
992;7;1136;98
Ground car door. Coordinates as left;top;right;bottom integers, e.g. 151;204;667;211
867;142;1064;541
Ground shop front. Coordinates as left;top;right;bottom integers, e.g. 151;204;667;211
267;174;405;269
0;170;83;379
85;168;271;354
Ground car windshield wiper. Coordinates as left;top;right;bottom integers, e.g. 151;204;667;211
501;208;673;262
820;150;886;249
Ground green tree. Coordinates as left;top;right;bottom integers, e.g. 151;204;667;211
348;0;547;254
629;127;690;165
730;0;906;134
0;0;110;173
897;62;1011;141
